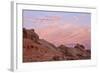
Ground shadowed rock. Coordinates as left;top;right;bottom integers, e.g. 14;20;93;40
23;28;39;42
58;44;91;60
74;43;85;49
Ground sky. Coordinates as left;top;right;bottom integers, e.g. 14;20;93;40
23;10;91;49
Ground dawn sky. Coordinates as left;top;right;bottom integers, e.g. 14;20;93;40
23;10;91;49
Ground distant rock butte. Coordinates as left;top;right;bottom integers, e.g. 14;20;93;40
23;28;91;62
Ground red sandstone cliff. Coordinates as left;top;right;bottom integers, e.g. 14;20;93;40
23;28;91;62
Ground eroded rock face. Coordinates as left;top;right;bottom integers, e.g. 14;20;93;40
74;44;85;49
23;28;91;62
23;28;39;42
58;44;91;60
23;28;63;62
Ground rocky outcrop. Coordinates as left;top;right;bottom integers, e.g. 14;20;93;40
23;28;63;62
23;28;39;42
58;44;91;60
23;28;91;62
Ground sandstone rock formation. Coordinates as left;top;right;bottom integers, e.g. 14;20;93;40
23;28;39;42
23;28;91;62
23;28;63;62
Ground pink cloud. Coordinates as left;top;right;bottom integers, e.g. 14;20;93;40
26;15;90;49
35;22;90;49
23;11;91;49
